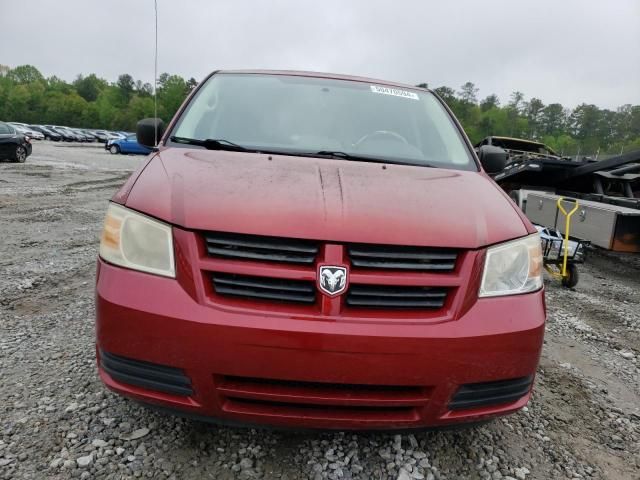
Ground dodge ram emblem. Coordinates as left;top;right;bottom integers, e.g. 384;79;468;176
318;266;348;296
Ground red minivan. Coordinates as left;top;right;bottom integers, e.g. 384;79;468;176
96;70;545;430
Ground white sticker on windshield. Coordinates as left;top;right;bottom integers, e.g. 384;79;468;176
370;85;419;100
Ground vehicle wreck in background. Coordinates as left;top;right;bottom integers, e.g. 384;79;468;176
482;136;640;253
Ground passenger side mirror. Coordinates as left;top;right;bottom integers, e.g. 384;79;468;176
136;118;166;148
478;145;508;174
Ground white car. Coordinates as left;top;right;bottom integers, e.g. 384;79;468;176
9;123;45;140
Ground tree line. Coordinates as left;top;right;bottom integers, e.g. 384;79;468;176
1;65;639;155
0;65;196;133
421;81;640;156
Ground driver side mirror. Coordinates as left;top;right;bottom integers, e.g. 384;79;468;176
478;145;508;174
136;118;166;148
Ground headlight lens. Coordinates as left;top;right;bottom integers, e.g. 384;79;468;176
479;234;542;297
99;203;175;278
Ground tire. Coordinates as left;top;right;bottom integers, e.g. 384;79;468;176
14;145;27;163
109;145;120;154
561;264;579;288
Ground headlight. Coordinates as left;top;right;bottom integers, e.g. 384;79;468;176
479;234;542;297
99;203;175;278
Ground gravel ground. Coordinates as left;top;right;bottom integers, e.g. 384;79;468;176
1;142;638;480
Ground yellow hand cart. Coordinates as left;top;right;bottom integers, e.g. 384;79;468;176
539;197;589;288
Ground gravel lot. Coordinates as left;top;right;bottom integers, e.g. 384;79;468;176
1;142;639;480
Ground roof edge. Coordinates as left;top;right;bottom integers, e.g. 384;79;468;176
212;69;430;92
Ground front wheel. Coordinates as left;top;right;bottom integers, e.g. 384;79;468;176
109;145;120;154
14;145;27;163
561;264;579;288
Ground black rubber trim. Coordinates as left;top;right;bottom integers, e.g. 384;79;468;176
449;376;532;411
101;351;193;397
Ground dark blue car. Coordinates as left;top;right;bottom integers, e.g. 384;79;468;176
108;134;152;155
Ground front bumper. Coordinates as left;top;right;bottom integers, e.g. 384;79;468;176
96;257;545;430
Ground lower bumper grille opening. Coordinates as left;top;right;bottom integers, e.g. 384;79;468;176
212;272;316;304
100;351;193;397
217;376;429;424
223;398;420;423
449;376;533;411
346;284;448;309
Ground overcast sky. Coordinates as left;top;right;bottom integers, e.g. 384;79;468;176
1;0;638;108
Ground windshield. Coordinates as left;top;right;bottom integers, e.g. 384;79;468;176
171;73;476;170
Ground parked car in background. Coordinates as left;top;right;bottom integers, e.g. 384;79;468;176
1;122;145;143
45;126;76;142
9;123;45;140
108;132;126;140
91;130;111;143
0;121;32;162
107;134;152;155
28;125;62;141
77;128;97;142
65;128;87;142
58;127;84;142
78;129;98;142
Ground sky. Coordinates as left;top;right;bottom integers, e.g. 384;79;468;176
1;0;638;109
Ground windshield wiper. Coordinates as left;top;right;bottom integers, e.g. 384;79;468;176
170;136;250;152
168;139;432;166
315;150;433;167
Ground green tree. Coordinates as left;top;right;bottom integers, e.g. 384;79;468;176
95;87;123;128
47;76;73;94
43;92;88;126
524;98;545;138
478;107;509;138
5;84;30;121
157;74;188;120
480;94;500;112
508;91;525;112
459;82;478;105
569;104;602;141
116;74;135;102
433;86;456;104
7;65;44;84
541;104;566;136
73;74;107;102
135;80;153;97
506;91;526;136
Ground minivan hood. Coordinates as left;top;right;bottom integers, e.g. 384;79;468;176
124;148;529;249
